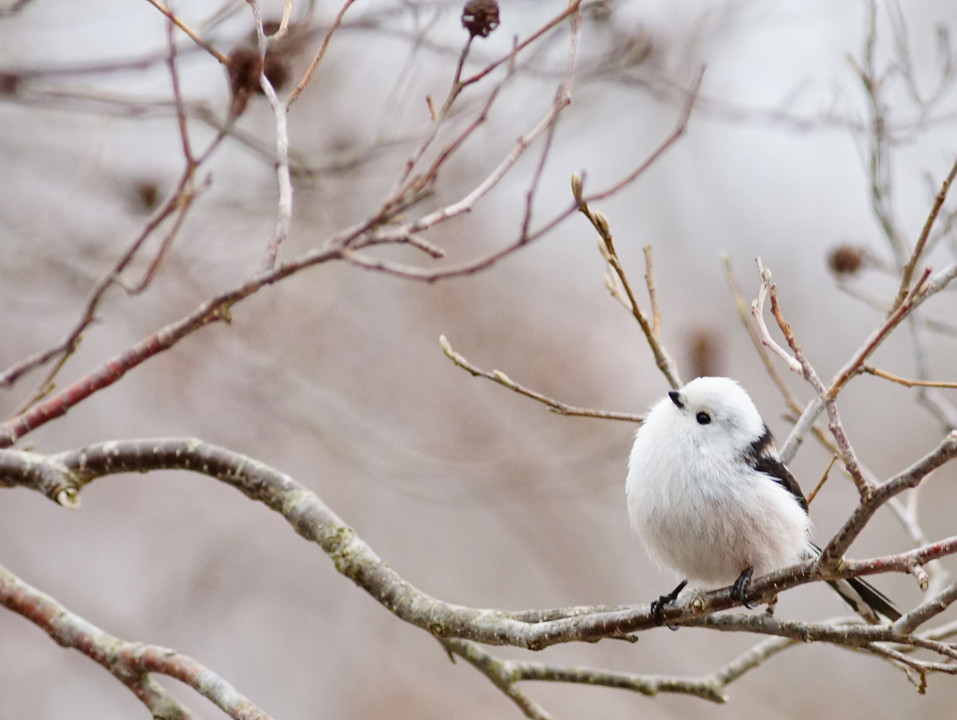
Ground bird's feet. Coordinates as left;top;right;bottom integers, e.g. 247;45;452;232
730;566;757;609
650;579;687;629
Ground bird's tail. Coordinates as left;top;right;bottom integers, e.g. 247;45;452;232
809;544;900;624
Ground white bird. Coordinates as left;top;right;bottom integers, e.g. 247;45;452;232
626;376;899;624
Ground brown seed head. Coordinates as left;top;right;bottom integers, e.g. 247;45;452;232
827;244;865;275
228;46;290;95
687;328;723;379
262;53;289;93
462;0;500;38
0;73;20;96
227;46;262;98
134;181;160;212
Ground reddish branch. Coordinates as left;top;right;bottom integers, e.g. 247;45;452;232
0;0;589;448
0;564;272;720
0;246;343;448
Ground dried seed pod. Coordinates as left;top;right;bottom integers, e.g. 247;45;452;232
226;45;291;116
0;73;20;96
827;244;866;275
262;54;290;93
687;327;723;379
461;0;500;38
227;47;261;94
134;181;160;212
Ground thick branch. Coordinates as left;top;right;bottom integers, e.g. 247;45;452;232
2;438;955;655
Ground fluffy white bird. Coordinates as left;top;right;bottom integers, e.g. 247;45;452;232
626;376;899;624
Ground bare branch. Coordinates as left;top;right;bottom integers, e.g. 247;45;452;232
457;1;583;91
576;192;681;388
890;155;957;311
853;0;908;265
143;0;229;64
0;153;205;407
0;1;593;445
3;438;956;655
439;335;643;423
247;0;293;269
827;267;933;397
723;255;840;457
444;640;558;720
445;638;729;708
860;364;957;389
704;636;798;691
286;0;358;107
0;563;273;719
584;67;705;204
748;262;802;375
753;260;872;496
820;430;957;563
0;245;346;448
894;582;957;635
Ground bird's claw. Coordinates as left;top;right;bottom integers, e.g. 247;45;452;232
651;579;687;630
731;567;757;609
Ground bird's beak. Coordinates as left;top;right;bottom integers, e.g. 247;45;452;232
668;391;684;409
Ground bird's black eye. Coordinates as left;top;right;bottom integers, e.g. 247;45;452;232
696;412;711;425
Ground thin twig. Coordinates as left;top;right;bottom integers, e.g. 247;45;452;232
3;159;204;411
704;636;798;691
820;430;957;565
748;262;802;375
806;455;838;506
891;156;957;311
585;67;704;203
827;267;933;398
439;336;642;423
457;1;583;91
165;8;194;164
576;193;681;388
723;256;842;464
143;0;229;64
444;640;558;720
248;0;293;270
725;258;800;393
759;265;872;497
853;0;908;265
642;246;663;336
286;0;358;107
0;244;348;447
860;365;957;389
446;638;730;705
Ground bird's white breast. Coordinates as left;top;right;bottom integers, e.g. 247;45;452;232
626;413;809;587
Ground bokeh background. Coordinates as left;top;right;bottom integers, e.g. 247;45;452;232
1;0;956;718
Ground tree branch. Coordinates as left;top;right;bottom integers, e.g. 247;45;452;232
0;563;273;720
439;335;642;422
2;438;956;653
820;430;957;563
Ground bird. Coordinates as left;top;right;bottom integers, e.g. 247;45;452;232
625;376;900;625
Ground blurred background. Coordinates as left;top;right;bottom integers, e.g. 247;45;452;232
1;0;956;717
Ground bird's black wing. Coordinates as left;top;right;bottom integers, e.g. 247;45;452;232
743;425;809;513
744;428;900;623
